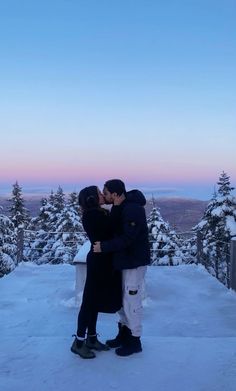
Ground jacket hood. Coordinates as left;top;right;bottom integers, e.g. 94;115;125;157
126;189;146;206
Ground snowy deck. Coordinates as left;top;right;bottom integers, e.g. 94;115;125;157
1;263;236;391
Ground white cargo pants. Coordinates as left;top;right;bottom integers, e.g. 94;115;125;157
118;266;147;337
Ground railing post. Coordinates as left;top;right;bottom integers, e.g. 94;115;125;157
169;249;174;266
230;238;236;291
196;231;203;264
17;228;24;265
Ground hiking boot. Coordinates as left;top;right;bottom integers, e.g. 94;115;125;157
115;335;142;357
86;335;110;351
71;337;96;359
106;323;131;348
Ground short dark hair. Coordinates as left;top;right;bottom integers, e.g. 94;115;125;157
78;186;99;211
104;179;126;196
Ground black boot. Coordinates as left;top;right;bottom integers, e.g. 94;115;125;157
106;323;131;348
115;335;142;356
86;335;110;351
71;337;96;359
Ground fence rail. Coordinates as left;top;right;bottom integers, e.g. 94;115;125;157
230;239;236;291
15;228;236;292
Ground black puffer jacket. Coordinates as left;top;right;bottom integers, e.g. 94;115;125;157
101;190;150;270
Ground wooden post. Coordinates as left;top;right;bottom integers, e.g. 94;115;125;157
17;228;24;265
196;231;203;264
230;238;236;291
169;249;174;266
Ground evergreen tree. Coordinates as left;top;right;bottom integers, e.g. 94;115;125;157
29;196;55;232
147;206;185;266
53;186;65;214
217;171;234;196
0;207;17;276
8;181;30;229
27;188;85;264
43;186;66;260
68;191;79;209
26;191;58;263
24;197;55;263
194;172;236;287
49;200;85;264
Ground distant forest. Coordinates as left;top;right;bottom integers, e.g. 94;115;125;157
1;171;236;289
0;195;208;233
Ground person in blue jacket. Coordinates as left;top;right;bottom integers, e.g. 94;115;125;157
93;179;150;356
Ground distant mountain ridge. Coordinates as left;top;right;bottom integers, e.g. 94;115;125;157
0;196;43;217
146;197;208;232
0;195;208;233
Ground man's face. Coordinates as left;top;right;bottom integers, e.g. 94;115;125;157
103;186;115;204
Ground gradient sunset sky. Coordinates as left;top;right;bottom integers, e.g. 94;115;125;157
0;0;235;200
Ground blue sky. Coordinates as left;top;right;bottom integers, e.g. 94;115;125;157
0;0;235;200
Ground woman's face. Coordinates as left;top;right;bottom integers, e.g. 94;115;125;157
97;188;105;205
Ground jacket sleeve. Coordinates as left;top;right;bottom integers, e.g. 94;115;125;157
100;205;143;253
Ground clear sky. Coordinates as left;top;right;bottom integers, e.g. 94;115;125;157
0;0;235;200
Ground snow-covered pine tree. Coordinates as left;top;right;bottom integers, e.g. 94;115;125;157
194;172;236;287
187;189;218;265
24;196;55;263
38;187;66;263
53;186;65;214
147;206;185;266
29;197;49;231
49;192;85;264
35;189;58;231
27;188;66;264
8;181;30;229
217;171;234;196
0;207;17;276
68;191;79;209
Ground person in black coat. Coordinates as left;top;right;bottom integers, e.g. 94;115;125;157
71;186;122;359
93;179;150;357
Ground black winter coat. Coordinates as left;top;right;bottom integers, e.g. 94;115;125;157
101;190;151;270
82;208;122;313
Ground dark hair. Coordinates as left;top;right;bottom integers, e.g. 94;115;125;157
104;179;126;196
78;186;99;211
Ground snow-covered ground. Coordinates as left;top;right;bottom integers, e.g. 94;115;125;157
1;262;236;391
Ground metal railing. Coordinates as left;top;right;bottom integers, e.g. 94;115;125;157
15;228;236;291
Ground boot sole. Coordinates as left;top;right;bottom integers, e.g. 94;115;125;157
115;347;142;357
106;340;123;348
71;347;96;359
106;344;121;349
86;344;110;351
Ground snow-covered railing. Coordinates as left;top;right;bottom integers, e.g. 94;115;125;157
19;229;198;265
148;230;199;266
149;231;236;291
24;229;79;235
230;238;236;291
16;228;236;292
16;228;86;265
193;232;236;290
204;241;231;257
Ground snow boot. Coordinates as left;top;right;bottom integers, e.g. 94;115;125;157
115;335;142;357
86;335;110;351
106;323;131;348
71;337;96;359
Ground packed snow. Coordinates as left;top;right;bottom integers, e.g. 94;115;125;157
1;262;236;391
